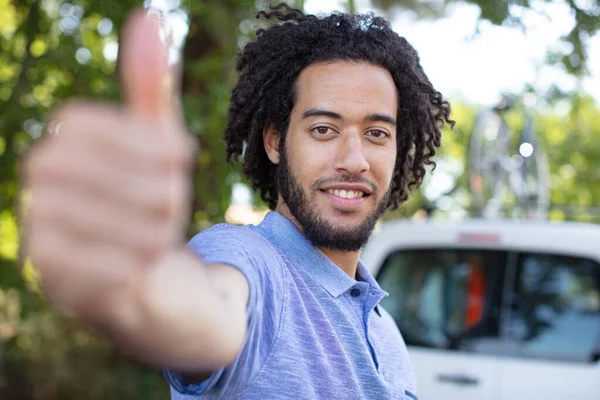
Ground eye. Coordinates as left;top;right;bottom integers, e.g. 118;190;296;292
366;129;390;139
312;126;334;135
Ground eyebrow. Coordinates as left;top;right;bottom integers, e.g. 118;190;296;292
301;108;396;127
365;113;397;127
302;108;342;120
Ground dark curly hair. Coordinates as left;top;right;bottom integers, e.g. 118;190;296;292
225;3;454;210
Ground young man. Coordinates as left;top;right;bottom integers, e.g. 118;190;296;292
23;3;452;399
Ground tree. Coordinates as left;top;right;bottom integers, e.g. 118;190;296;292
354;0;600;220
0;0;263;398
1;0;599;397
401;96;600;222
369;0;600;76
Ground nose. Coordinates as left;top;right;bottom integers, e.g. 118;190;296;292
333;133;369;175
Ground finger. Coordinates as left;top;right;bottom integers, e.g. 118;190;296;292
145;5;187;120
119;10;171;121
29;144;184;220
29;184;170;260
167;60;185;123
28;226;141;316
40;102;191;170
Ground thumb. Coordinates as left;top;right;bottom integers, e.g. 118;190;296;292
119;10;177;121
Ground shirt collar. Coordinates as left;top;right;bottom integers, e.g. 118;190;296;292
356;259;384;292
253;212;385;299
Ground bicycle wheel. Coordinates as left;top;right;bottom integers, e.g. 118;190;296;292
468;109;510;217
514;113;551;219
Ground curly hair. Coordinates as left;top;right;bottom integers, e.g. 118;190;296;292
225;3;454;211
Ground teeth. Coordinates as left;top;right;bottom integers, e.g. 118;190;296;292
326;189;364;199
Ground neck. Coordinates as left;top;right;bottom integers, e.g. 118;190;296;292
318;247;361;278
274;201;361;279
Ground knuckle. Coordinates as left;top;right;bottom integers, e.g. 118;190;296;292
24;150;61;188
29;232;63;278
157;133;189;167
173;133;192;163
48;100;119;140
136;176;174;217
47;100;85;132
51;99;93;120
27;158;60;191
22;147;44;181
22;127;80;183
138;224;166;258
160;144;185;166
147;190;173;218
172;174;189;211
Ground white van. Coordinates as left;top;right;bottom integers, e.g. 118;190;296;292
362;219;600;400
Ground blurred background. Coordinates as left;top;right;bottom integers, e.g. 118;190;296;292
0;0;599;398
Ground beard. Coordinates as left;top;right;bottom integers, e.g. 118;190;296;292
276;148;391;252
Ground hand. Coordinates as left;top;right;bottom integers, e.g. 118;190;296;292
21;10;193;320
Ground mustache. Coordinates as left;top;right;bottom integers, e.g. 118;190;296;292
312;175;378;193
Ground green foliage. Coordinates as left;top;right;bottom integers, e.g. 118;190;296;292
369;0;600;76
539;95;600;220
1;0;599;398
0;0;256;398
461;0;600;75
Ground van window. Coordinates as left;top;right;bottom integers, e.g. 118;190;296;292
506;253;600;363
376;249;508;352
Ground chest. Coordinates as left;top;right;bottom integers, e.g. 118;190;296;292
246;275;410;399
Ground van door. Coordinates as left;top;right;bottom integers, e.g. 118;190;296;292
499;252;600;400
376;248;508;400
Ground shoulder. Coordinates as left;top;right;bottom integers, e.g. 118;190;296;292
190;223;264;247
189;223;279;262
187;223;287;291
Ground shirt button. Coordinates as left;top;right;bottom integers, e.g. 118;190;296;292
350;288;361;297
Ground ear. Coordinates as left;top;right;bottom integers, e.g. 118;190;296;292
263;125;281;165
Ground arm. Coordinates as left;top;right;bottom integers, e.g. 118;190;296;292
22;12;252;379
95;247;250;373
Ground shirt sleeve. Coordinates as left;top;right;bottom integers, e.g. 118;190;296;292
163;223;286;398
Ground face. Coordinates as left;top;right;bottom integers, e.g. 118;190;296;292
266;61;398;251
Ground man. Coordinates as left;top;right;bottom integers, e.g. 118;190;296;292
22;3;452;399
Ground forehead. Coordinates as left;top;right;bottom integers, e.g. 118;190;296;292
293;61;398;115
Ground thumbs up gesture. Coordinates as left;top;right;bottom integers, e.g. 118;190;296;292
22;11;193;320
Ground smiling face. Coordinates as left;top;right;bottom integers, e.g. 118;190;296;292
264;61;398;251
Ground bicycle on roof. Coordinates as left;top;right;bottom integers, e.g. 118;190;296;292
468;93;550;220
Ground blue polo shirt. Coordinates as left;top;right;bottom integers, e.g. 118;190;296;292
165;211;417;399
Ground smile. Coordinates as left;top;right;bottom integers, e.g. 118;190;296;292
326;189;365;199
320;189;371;212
